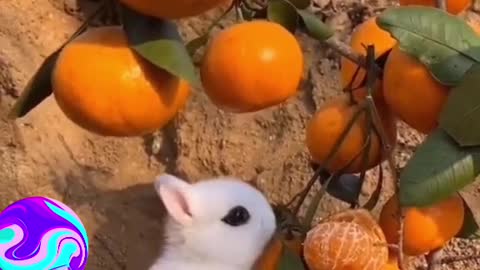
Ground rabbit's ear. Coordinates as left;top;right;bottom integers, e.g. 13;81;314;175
154;174;193;226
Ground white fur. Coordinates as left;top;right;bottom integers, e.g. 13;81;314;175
149;174;276;270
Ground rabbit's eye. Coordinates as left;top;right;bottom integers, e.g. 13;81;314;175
221;206;250;226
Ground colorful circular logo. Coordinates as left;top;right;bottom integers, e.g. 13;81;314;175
0;197;89;270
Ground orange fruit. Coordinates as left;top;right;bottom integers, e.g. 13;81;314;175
324;208;387;245
305;94;397;173
52;26;190;137
118;0;231;19
341;17;396;91
382;20;480;134
378;193;465;256
304;209;388;270
200;20;304;113
399;0;471;15
254;232;303;270
382;45;449;134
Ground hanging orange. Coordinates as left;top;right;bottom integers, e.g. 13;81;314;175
341;17;396;91
399;0;471;15
305;93;397;173
382;45;449;134
119;0;232;19
378;193;465;256
52;26;190;137
200;20;304;113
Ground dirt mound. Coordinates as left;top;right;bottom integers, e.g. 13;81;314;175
0;0;479;269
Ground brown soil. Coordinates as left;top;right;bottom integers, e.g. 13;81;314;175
0;0;479;269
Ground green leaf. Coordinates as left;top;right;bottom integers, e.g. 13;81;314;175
457;192;480;239
9;18;90;118
289;0;311;9
298;10;334;41
377;6;480;86
399;129;480;207
120;3;200;87
278;242;306;270
267;0;299;33
440;64;480;146
8;52;58;118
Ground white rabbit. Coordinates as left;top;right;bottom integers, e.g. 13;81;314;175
148;174;277;270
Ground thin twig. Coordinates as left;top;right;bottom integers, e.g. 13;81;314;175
235;1;245;21
302;131;375;228
242;0;264;10
344;64;362;102
288;104;368;214
397;216;406;270
289;168;322;213
362;164;383;210
373;242;399;250
210;1;236;31
355;100;373;206
364;45;405;270
302;173;337;228
324;37;383;76
308;110;388;228
436;0;447;11
369;97;405;270
71;1;108;40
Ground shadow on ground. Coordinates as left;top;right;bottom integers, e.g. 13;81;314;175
48;162;168;270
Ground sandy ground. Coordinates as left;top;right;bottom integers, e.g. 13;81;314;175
0;0;479;269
